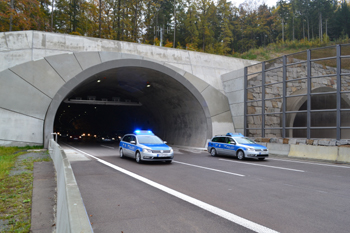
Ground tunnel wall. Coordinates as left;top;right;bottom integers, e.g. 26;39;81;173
0;52;233;147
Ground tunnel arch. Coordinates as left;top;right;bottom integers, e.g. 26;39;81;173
44;58;214;148
285;87;350;138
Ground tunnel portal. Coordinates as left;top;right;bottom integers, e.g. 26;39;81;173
54;66;209;146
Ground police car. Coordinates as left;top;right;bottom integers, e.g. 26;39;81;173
119;130;174;163
207;133;268;160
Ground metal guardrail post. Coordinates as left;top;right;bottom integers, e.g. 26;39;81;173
262;62;266;137
282;56;287;138
307;49;311;139
336;45;341;140
244;67;247;136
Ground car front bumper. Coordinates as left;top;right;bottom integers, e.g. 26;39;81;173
245;150;269;158
141;152;174;161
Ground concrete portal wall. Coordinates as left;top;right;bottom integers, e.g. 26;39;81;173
221;68;246;135
0;31;256;93
0;30;253;147
0;52;234;147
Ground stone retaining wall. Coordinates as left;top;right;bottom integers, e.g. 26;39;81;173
247;59;350;138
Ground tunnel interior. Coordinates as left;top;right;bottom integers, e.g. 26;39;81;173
54;66;209;147
293;94;350;138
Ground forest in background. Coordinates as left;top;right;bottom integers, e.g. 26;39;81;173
1;0;350;58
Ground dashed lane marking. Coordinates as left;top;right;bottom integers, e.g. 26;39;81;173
219;159;305;172
173;161;245;177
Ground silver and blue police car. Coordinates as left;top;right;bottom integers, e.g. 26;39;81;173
207;133;268;160
119;130;174;163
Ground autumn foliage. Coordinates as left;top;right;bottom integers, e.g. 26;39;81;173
1;0;350;56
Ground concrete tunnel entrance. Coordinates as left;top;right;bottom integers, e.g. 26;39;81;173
46;59;212;147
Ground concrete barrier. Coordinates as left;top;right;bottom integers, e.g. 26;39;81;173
255;142;350;163
48;139;93;233
337;147;350;163
288;144;338;161
266;143;290;156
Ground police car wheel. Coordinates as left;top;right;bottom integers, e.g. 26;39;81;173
165;160;172;164
237;150;245;160
210;148;217;157
135;152;142;163
120;149;124;158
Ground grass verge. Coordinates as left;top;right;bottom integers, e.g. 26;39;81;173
0;146;51;232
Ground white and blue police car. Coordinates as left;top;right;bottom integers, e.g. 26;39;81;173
207;133;268;160
119;130;174;163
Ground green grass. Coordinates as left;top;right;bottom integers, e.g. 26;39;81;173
233;37;350;62
0;146;51;232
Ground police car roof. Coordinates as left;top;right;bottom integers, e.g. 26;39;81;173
226;133;244;137
133;130;155;136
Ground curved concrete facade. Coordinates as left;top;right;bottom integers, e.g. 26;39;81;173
0;52;233;147
0;31;258;147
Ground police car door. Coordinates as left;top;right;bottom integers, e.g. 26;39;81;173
215;137;226;155
129;135;137;157
121;135;131;157
224;137;236;156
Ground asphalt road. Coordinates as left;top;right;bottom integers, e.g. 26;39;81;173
61;141;350;233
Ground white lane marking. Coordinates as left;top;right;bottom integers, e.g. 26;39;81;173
100;145;115;149
219;159;305;173
269;158;350;169
173;161;245;177
66;145;279;233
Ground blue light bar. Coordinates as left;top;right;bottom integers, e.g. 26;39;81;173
134;130;154;135
226;132;244;137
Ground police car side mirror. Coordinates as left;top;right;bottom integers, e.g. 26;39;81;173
130;141;136;144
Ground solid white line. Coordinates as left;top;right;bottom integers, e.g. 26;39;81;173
100;145;115;149
65;145;279;233
219;159;305;173
268;158;350;169
173;161;245;177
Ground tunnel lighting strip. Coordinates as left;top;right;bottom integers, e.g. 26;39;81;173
65;145;279;233
219;159;305;173
173;161;245;177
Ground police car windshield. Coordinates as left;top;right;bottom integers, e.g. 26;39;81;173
137;135;164;144
234;137;255;144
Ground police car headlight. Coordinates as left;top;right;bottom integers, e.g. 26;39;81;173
247;147;255;151
143;148;152;153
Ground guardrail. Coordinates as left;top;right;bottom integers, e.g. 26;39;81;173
48;139;93;233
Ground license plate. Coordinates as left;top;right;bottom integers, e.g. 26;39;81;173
157;153;164;157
